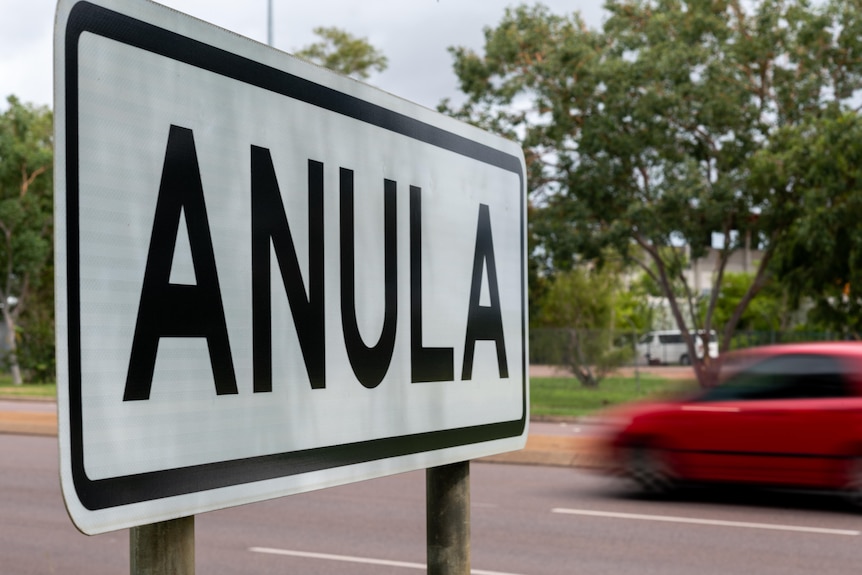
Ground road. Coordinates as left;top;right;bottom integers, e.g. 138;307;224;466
3;433;862;574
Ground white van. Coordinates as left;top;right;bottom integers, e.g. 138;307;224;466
636;330;719;366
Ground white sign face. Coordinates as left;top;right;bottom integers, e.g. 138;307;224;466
55;0;527;535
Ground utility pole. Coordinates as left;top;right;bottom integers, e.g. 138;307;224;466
267;0;273;46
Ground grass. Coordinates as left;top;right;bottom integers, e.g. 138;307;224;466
0;374;693;417
530;375;696;419
0;381;56;399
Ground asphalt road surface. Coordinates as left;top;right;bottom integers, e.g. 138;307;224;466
3;433;862;575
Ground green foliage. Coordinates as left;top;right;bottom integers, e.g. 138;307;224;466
710;272;789;333
534;267;633;386
0;95;54;384
295;27;388;80
15;261;55;383
536;267;614;330
614;284;654;334
707;271;799;350
445;0;862;385
752;110;862;337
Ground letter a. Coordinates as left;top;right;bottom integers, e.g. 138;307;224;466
461;204;508;380
123;125;238;401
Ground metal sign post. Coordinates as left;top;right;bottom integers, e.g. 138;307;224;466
427;461;471;575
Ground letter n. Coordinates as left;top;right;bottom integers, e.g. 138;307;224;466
124;125;237;401
251;151;325;392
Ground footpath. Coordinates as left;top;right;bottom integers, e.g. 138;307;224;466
0;408;57;437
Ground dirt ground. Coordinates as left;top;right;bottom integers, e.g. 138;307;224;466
529;364;696;380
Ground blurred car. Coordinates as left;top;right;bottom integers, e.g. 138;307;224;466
598;342;862;501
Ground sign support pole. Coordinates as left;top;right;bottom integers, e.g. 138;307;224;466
427;461;470;575
130;516;195;575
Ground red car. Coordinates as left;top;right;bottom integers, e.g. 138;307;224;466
600;342;862;500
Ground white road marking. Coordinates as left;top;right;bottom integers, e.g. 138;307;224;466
249;547;525;575
552;508;860;536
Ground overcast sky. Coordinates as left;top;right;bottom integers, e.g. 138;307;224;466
1;0;606;112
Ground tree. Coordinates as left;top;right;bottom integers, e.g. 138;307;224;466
0;96;53;385
16;259;54;383
443;1;862;386
295;26;388;80
614;275;655;334
535;266;632;387
708;271;796;351
751;110;862;337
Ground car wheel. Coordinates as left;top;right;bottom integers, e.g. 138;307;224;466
679;354;690;366
622;444;675;495
844;457;862;506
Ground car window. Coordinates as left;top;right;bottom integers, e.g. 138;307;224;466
699;354;850;402
639;334;654;344
658;333;683;344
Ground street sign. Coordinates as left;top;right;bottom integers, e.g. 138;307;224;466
56;0;527;535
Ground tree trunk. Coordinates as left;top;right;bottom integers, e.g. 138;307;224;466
567;329;598;388
697;356;721;388
2;308;21;385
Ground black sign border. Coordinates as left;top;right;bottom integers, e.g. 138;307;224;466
64;1;527;511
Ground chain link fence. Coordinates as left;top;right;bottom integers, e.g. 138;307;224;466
725;330;844;350
530;328;846;370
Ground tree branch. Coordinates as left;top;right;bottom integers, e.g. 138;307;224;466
720;245;775;353
20;164;47;198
